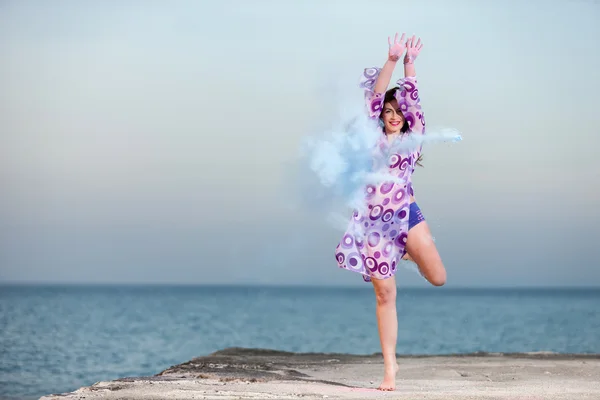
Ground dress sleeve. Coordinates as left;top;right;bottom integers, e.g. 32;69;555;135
394;76;426;134
359;67;384;120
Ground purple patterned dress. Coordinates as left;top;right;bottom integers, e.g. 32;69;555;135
335;67;426;282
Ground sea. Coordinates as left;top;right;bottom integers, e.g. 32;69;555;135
0;284;598;399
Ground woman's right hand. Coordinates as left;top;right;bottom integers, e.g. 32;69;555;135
388;33;407;62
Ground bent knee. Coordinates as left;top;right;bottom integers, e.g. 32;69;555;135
417;260;446;287
430;275;446;287
428;266;446;287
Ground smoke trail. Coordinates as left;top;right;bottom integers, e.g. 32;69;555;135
297;96;462;220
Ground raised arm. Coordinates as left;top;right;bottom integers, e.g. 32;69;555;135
403;35;421;78
395;35;425;134
359;33;407;120
374;33;406;93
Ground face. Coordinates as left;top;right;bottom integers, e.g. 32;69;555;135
381;100;405;134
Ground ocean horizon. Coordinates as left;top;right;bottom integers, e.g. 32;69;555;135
4;282;600;289
1;284;599;399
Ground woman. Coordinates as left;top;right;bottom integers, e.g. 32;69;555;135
334;33;447;391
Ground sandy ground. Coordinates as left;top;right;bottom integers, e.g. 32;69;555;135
40;348;600;400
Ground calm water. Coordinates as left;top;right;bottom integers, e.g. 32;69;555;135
0;285;599;399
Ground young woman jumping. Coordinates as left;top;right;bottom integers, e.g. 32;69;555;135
334;32;447;391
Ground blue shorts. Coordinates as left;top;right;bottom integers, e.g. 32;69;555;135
408;202;425;230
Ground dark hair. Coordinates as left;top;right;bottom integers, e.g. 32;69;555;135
380;87;424;167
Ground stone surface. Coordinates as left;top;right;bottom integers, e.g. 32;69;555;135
40;348;600;399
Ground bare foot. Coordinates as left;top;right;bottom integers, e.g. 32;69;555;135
377;363;399;391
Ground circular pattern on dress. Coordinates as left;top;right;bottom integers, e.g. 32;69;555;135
336;252;345;264
404;114;415;129
341;234;354;249
367;232;381;248
399;157;410;171
371;99;383;115
378;262;390;276
382;223;390;232
362;78;375;89
395;232;408;248
382;198;390;206
380;182;394;194
374;251;381;259
364;67;379;78
391;260;397;271
389;154;400;168
404;80;416;93
356;237;364;248
410;88;419;101
365;184;376;199
394;91;406;103
396;208;408;221
382;241;394;257
365;257;378;272
369;205;383;220
382;209;394;223
392;188;406;205
389;229;398;238
346;252;364;271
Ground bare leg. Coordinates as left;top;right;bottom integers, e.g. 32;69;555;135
371;275;400;391
404;221;446;286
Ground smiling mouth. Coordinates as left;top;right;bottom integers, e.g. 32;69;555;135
390;121;401;126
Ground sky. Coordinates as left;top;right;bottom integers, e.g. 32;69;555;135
1;0;599;287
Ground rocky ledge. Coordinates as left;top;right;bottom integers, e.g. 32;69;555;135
41;348;600;399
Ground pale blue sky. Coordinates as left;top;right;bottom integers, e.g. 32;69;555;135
1;0;599;287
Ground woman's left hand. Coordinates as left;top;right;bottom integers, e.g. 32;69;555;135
405;35;423;62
